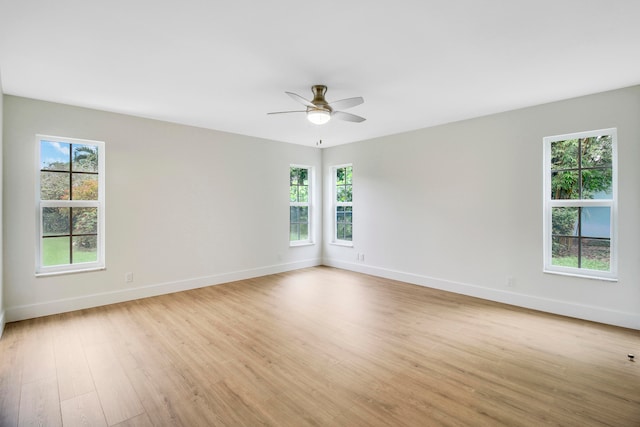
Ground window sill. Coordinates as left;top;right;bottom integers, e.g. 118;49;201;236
289;241;315;248
543;269;617;282
36;266;106;278
330;240;354;248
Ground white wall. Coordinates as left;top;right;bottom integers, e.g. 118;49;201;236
4;87;639;330
0;75;4;336
3;96;322;321
323;85;640;329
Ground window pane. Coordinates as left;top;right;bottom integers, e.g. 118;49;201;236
290;167;309;186
337;206;346;224
72;207;98;234
298;207;308;223
290;224;299;241
344;225;353;241
581;136;612;168
551;171;579;200
40;141;70;171
42;236;70;266
345;211;352;225
290;186;298;203
41;171;70;200
337;185;352;202
550;139;578;171
290;206;299;222
336;168;346;185
337;223;345;239
552;207;578;237
72;236;98;263
582;169;612;199
43;207;70;236
290;168;299;186
345;166;353;184
299;224;309;240
298;185;308;202
581;238;610;271
580;207;610;239
72;174;98;200
72;144;99;173
551;236;578;267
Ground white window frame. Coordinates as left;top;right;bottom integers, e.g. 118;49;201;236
36;135;106;276
289;164;313;246
543;128;617;281
332;164;353;246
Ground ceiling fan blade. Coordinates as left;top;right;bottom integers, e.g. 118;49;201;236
328;96;364;111
286;92;315;108
267;110;306;115
332;111;366;123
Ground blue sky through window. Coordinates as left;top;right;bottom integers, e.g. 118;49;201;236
40;140;70;169
579;191;611;239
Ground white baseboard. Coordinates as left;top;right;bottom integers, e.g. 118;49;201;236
324;258;640;330
6;257;638;331
5;258;321;323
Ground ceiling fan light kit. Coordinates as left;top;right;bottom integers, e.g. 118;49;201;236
307;108;331;125
268;85;365;125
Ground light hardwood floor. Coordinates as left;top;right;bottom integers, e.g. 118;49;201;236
1;266;639;426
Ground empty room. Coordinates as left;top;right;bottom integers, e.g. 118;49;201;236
1;1;639;426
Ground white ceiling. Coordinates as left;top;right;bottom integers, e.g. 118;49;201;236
1;1;639;148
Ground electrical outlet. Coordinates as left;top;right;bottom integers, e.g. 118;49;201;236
125;272;133;283
359;253;365;262
507;276;515;288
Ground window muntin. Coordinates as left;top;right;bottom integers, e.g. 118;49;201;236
290;166;312;244
543;129;617;280
37;136;105;274
334;165;353;243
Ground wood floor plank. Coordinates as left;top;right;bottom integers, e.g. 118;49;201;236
19;375;62;427
53;320;95;402
111;412;154;427
1;266;639;426
84;342;145;425
0;325;23;427
89;365;145;426
20;329;56;385
60;391;108;427
126;364;214;426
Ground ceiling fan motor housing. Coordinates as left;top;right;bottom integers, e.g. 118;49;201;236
309;85;332;113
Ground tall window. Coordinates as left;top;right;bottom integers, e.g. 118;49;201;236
543;129;617;280
290;166;311;244
37;135;105;274
334;165;353;243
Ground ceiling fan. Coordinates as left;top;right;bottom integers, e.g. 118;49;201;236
268;85;365;125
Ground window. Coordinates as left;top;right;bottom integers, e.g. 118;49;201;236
37;135;105;275
543;129;617;280
290;166;311;245
334;164;353;243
